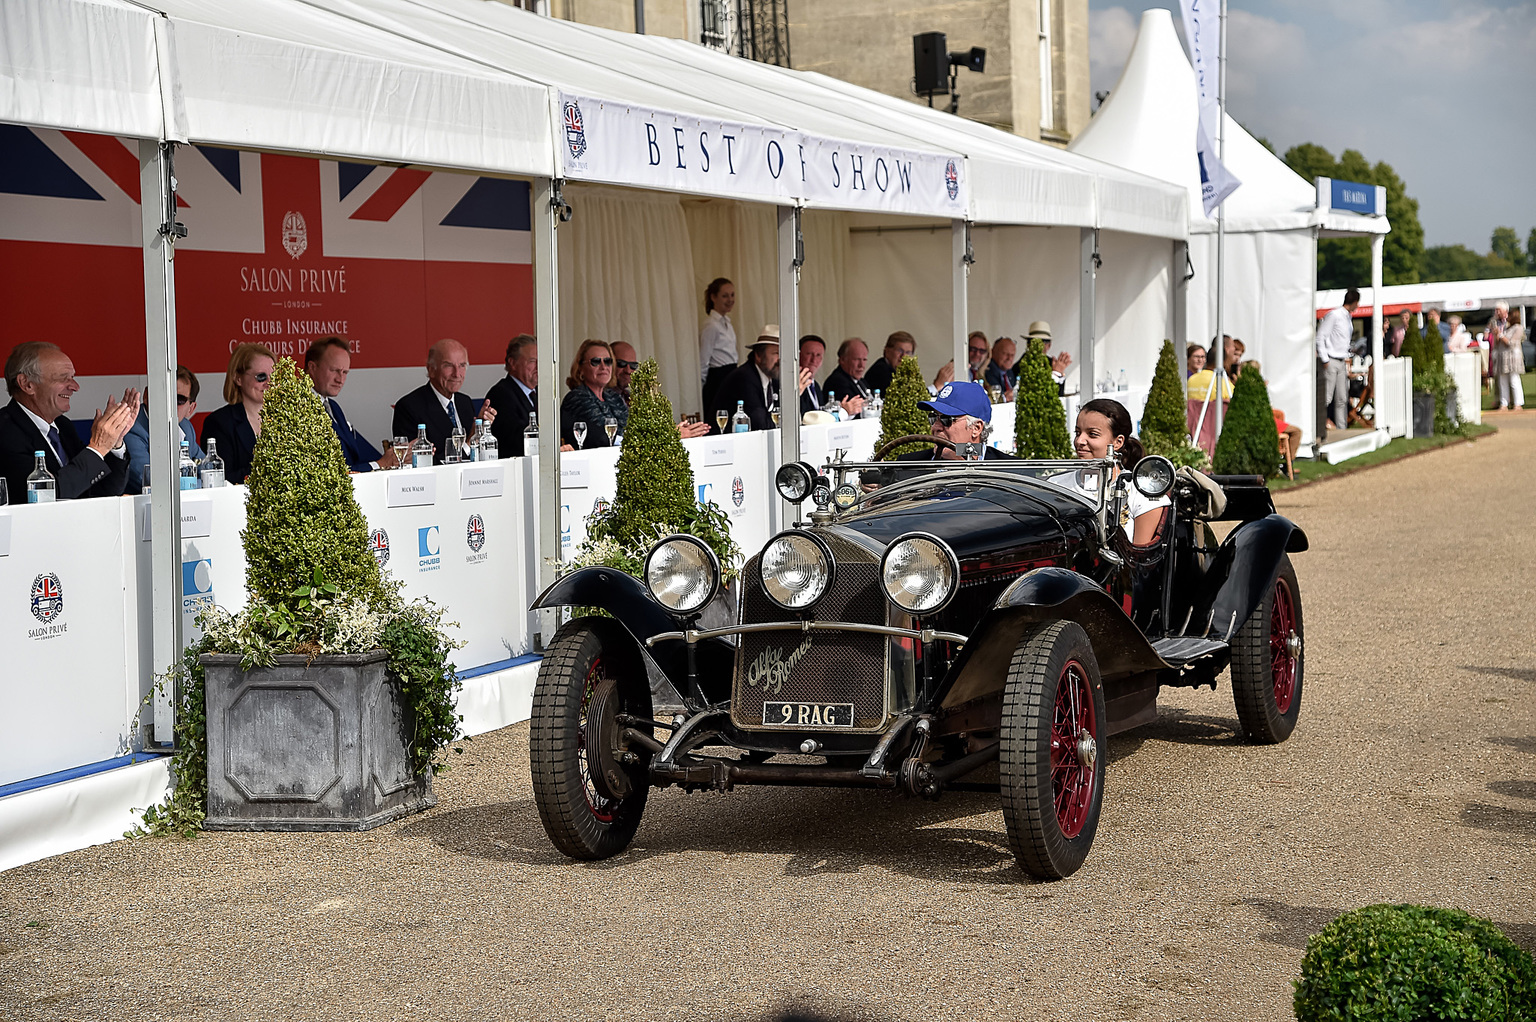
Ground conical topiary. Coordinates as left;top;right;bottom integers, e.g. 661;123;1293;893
1212;363;1281;477
1014;337;1072;458
875;356;932;459
601;360;698;547
1398;315;1427;369
1141;339;1210;470
242;356;389;610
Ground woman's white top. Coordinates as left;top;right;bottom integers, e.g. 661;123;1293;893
699;309;737;381
1123;485;1172;541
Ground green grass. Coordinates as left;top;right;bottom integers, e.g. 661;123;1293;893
1271;424;1497;490
1481;370;1536;411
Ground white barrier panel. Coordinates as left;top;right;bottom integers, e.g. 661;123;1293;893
0;499;137;788
1376;357;1413;438
1446;352;1482;426
688;430;774;555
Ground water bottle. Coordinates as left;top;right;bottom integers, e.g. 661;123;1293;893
410;424;433;468
1118;368;1127;391
869;389;884;419
201;438;225;488
465;418;483;462
178;439;199;490
477;419;498;461
822;389;842;423
523;413;539;455
26;451;55;503
732;400;750;433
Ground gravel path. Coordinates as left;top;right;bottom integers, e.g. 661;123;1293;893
3;419;1533;1022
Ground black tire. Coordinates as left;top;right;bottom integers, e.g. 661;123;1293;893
999;621;1107;881
529;618;653;860
1230;554;1304;744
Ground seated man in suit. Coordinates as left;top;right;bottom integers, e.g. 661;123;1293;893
1;341;138;500
306;337;396;472
124;364;203;494
483;334;539;457
862;331;915;395
713;327;782;432
391;339;496;465
984;337;1018;401
823;338;873;413
796;335;863;420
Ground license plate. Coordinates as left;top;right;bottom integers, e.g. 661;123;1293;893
762;702;855;728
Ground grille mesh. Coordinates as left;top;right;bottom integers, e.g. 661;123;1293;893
732;537;890;731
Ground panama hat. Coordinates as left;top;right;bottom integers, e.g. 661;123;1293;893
1026;320;1052;340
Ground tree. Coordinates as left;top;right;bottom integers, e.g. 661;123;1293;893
1140;340;1209;469
242;356;389;611
1528;228;1536;271
1212;364;1280;478
1013;337;1072;458
1490;227;1528;272
875;356;932;458
1283;144;1425;289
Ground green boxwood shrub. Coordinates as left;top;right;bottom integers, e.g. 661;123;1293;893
1014;337;1072;458
1141;339;1210;470
1212;363;1280;477
1295;904;1536;1022
875;356;933;459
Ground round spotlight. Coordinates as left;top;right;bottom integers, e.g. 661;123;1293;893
880;533;959;615
759;531;834;610
1132;455;1175;499
775;461;816;503
643;534;720;614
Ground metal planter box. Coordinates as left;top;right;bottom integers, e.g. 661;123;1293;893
202;650;434;831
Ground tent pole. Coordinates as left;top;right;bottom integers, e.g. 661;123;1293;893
777;205;801;527
1309;225;1322;449
1172;238;1188;374
1213;0;1227;438
952;221;969;382
1370;233;1384;433
1079;227;1097;400
533;177;563;647
138;139;183;747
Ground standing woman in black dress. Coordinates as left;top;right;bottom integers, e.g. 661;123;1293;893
200;343;274;484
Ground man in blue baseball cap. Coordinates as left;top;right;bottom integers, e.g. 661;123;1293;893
865;381;1012;486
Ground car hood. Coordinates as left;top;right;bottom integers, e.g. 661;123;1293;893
828;487;1066;561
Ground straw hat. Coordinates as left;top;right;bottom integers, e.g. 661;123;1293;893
747;324;781;350
1026;320;1052;340
801;409;835;425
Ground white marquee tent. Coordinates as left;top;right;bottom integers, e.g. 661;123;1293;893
1070;8;1390;447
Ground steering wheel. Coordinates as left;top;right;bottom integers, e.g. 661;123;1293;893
871;434;956;462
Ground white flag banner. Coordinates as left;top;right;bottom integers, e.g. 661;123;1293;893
1178;0;1241;216
557;93;967;219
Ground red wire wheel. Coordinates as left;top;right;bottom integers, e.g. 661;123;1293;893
1000;621;1107;880
530;619;652;860
1231;554;1305;744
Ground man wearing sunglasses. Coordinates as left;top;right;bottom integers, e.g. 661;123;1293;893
391;339;495;465
123;364;204;493
611;341;639;405
1;341;138;500
860;381;1010;488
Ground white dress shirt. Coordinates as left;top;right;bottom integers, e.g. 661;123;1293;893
699;310;737;381
19;402;124;460
1316;306;1354;361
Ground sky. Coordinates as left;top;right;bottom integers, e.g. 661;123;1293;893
1087;0;1536;251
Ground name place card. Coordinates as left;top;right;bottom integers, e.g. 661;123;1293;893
459;464;505;500
387;471;437;508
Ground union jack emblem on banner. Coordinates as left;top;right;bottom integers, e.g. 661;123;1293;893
369;528;391;567
466;514;486;553
30;572;64;624
563;100;587;160
944;159;960;201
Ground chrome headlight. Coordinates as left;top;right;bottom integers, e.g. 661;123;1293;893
644;534;720;614
775;461;817;503
1132;455;1175;499
880;533;959;615
759;531;833;610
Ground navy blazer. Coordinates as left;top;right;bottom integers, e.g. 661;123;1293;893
391;384;476;466
0;399;129;500
484;375;537;457
200;403;258;484
320;394;382;472
713;361;777;432
823;366;870;405
124;406;202;494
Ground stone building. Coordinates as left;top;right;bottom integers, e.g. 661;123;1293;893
508;0;1090;147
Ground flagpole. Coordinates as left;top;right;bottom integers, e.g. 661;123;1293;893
1214;0;1227;438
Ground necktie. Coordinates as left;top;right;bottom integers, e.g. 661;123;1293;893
446;399;459;429
808;382;819;406
46;424;67;464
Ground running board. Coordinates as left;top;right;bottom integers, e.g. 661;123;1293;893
1152;636;1229;667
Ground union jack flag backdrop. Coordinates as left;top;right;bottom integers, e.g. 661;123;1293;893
0;125;535;379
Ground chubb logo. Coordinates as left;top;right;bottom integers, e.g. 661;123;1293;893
418;526;441;557
30;572;63;624
369;528;390;567
563;100;587;160
281;210;308;259
466;514;485;553
182;559;213;597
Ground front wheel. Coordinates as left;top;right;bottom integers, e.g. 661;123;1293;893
1230;554;1304;744
529;619;652;860
999;621;1107;880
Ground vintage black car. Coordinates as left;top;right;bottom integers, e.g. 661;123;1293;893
528;435;1306;879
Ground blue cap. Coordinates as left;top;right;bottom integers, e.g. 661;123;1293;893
919;381;992;424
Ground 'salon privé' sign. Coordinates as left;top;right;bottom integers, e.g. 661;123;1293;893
558;93;967;218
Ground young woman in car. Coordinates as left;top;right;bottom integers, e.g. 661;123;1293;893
1073;397;1168;545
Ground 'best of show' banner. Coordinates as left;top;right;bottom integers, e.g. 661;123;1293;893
558;92;968;219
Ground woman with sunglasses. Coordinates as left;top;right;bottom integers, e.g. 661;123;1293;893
560;339;627;449
201;343;275;484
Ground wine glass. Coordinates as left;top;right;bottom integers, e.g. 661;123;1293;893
715;409;728;433
573;421;588;449
391;437;410;468
769;400;780;427
604;417;618;445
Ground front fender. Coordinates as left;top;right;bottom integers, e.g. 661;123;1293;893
937;567;1169;709
530;567;733;706
1200;515;1307;640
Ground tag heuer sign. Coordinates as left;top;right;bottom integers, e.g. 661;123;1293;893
281;210;308;259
